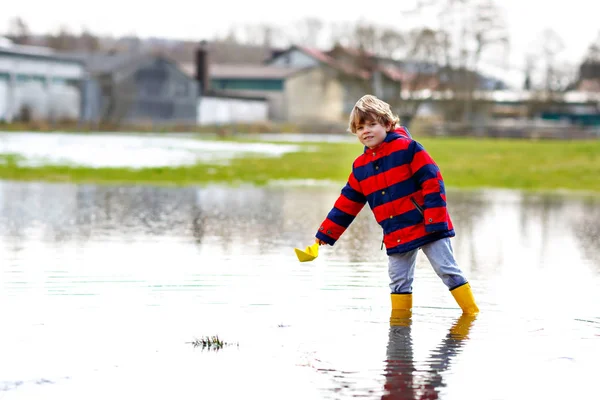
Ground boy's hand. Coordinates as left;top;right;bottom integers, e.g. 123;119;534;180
315;238;328;246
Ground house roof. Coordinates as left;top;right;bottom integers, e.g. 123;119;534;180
61;51;154;74
577;78;600;92
0;38;84;65
266;45;370;80
60;51;195;82
270;45;419;82
326;44;376;59
179;62;300;79
376;64;409;82
295;45;370;79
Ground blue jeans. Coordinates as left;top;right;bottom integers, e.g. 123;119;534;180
388;237;467;293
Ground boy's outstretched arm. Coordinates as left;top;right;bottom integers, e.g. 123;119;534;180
409;141;449;233
315;171;366;245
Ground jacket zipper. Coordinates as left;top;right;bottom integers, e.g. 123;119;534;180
382;199;422;251
410;197;424;215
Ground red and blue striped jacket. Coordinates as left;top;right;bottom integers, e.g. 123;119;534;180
316;127;454;255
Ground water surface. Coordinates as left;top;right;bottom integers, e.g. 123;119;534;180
0;132;300;168
0;181;598;399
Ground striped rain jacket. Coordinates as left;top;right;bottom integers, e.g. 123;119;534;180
315;127;455;255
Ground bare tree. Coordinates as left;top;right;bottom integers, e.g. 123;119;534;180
6;17;31;45
552;62;578;91
523;54;535;90
404;0;510;121
576;32;600;91
207;26;275;64
522;30;579;116
350;24;379;53
379;28;406;59
396;27;446;126
241;23;284;48
293;18;325;48
463;0;509;120
539;28;565;92
585;32;600;62
330;22;353;48
46;26;79;51
222;27;238;44
80;28;101;52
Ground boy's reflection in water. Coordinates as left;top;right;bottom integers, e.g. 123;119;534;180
382;314;477;400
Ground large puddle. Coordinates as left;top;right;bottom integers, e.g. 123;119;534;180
0;181;598;399
0;132;302;168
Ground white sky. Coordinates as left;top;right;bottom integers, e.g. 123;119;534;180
2;0;599;88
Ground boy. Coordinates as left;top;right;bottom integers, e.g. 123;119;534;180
315;95;479;318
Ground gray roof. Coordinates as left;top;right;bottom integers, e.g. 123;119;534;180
60;51;152;75
0;39;84;64
179;62;300;79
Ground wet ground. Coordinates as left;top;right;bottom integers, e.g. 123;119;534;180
0;181;599;399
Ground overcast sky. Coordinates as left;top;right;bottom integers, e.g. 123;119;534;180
2;0;599;87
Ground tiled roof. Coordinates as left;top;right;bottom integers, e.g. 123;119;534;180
377;64;410;82
292;45;408;82
326;45;376;58
294;45;370;79
577;78;600;92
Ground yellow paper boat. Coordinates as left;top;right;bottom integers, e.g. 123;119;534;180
294;243;319;262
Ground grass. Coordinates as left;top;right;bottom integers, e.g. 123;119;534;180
188;335;236;351
0;135;599;192
420;137;600;192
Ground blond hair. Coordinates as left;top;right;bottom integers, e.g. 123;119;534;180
348;94;400;134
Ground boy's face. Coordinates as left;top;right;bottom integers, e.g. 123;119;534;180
355;120;390;149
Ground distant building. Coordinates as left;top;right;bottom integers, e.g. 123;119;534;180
66;51;198;126
180;43;281;125
267;45;380;121
184;43;518;126
203;63;297;121
0;37;85;122
185;45;402;123
198;92;269;125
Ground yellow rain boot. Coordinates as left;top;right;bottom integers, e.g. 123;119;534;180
449;313;477;340
450;283;479;315
390;293;412;326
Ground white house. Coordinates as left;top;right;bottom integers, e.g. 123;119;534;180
0;37;85;122
198;93;269;125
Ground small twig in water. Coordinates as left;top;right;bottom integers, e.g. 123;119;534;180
187;335;232;351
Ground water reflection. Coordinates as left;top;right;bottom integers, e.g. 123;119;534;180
383;315;476;400
2;182;598;270
572;198;600;270
0;181;599;399
0;182;201;243
1;181;598;297
442;191;487;275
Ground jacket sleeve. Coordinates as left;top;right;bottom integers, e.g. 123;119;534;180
316;169;367;245
408;140;448;233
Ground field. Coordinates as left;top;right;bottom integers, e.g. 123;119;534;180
0;135;599;192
